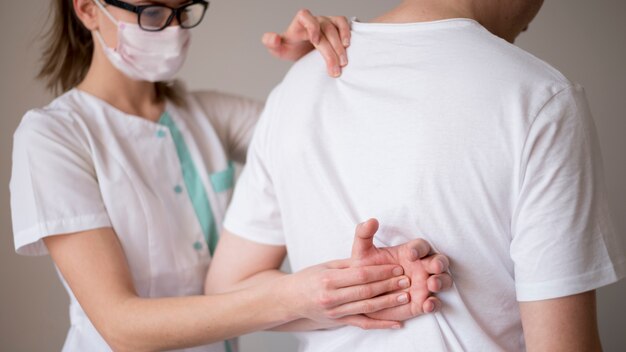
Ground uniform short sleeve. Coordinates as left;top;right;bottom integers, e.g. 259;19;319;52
193;91;264;164
511;85;626;301
222;86;285;245
10;111;111;256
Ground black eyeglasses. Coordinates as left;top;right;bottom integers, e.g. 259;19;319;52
103;0;209;32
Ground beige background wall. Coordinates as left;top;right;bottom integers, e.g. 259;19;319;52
1;0;624;351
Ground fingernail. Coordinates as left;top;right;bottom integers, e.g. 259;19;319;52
392;324;402;329
397;293;409;303
438;259;448;270
435;278;442;290
340;54;348;66
343;38;350;46
425;301;434;313
392;267;403;276
332;66;341;77
398;278;410;288
411;249;419;260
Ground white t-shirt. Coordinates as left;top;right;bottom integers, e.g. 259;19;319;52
11;88;261;352
224;19;626;351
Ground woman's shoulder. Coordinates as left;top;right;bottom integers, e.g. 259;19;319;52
184;87;263;116
20;89;87;126
15;90;92;150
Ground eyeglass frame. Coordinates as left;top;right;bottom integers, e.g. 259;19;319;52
102;0;210;32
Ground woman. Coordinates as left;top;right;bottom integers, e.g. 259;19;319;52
9;0;434;351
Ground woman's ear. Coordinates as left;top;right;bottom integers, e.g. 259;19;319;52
74;0;99;31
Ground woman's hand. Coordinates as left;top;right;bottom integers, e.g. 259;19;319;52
262;9;351;77
281;259;413;329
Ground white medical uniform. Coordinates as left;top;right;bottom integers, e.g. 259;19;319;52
10;87;262;352
224;19;626;351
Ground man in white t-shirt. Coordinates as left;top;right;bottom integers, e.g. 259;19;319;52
206;0;626;350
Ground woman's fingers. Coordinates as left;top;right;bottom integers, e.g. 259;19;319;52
336;315;402;330
293;10;347;75
332;275;411;305
312;35;342;77
322;258;353;270
328;264;404;287
261;32;282;56
294;9;321;45
320;19;348;67
328;16;351;47
427;273;453;292
326;291;411;319
263;9;351;76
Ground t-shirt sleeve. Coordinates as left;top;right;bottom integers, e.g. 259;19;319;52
10;111;111;256
511;85;626;301
222;86;285;245
193;91;264;164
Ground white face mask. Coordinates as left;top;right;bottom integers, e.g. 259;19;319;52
92;0;191;82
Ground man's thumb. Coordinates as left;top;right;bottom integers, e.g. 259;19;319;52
351;218;379;259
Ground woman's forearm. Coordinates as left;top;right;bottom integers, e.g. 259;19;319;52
206;268;344;333
270;318;343;332
107;282;296;351
204;230;425;335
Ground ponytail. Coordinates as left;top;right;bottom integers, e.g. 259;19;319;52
38;0;93;95
38;0;184;106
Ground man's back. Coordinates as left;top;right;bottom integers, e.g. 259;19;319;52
225;19;623;351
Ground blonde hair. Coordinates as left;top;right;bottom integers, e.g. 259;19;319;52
38;0;183;105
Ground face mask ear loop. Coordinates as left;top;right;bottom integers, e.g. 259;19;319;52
91;0;119;26
91;0;120;52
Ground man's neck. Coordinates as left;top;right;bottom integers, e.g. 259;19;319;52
371;0;476;24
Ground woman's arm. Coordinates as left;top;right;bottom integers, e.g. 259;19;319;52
205;230;417;330
206;220;454;332
46;227;408;351
45;227;290;351
195;91;263;164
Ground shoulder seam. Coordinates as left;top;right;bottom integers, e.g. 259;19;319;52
515;84;578;197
